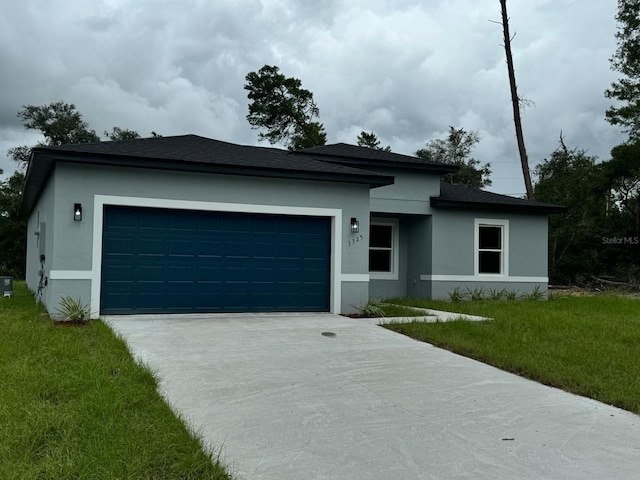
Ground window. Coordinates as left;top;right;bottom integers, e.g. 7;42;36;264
475;219;509;276
369;219;399;279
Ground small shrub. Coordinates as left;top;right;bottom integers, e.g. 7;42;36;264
448;287;465;302
503;289;521;301
465;287;486;301
55;296;91;324
523;285;546;301
488;288;506;300
356;298;385;317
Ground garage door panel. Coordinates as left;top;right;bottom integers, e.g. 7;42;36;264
224;215;251;233
101;206;330;314
137;265;164;281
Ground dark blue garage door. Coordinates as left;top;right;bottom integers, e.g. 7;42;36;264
101;206;331;314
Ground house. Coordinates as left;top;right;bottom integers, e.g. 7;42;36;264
19;135;563;318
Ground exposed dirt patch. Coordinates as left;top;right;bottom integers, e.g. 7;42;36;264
550;285;640;298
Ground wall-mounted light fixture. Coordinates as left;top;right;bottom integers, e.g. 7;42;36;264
350;217;359;234
73;203;82;222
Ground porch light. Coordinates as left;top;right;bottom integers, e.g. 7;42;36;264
74;203;82;222
350;217;359;234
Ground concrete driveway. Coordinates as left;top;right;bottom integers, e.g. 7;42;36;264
106;313;640;480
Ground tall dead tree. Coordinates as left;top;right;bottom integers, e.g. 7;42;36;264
499;0;534;199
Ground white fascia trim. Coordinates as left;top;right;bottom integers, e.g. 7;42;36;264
420;274;548;283
49;270;93;280
341;274;370;282
91;195;343;317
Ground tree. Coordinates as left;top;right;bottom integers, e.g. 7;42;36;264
105;127;141;141
602;0;640;281
289;122;328;151
1;101;143;278
415;127;492;189
18;100;100;146
534;140;610;283
605;0;640;138
499;0;534;199
357;131;391;151
0;171;27;278
6;146;31;169
244;65;327;150
607;141;640;236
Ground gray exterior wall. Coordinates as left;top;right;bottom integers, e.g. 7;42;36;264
428;209;549;299
25;162;372;316
406;216;432;298
25;169;57;308
367;168;437;300
369;171;440;215
365;168;550;301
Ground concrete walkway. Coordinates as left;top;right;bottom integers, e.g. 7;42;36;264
106;313;640;480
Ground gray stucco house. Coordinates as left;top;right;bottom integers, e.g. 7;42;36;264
19;135;563;318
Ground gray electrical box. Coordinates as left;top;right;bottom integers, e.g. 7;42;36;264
1;277;13;298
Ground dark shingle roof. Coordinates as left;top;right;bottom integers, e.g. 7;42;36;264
33;135;389;177
295;143;458;174
20;135;394;216
431;182;565;214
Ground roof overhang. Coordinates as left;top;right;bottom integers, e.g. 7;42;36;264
19;149;395;217
294;152;459;174
430;196;567;215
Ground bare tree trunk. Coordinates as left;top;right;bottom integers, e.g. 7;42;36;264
500;0;535;200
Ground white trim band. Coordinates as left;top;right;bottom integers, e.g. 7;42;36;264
420;275;548;283
49;270;93;280
341;274;370;282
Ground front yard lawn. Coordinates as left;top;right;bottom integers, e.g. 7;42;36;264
0;282;231;480
384;295;640;414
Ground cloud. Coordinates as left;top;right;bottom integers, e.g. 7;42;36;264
0;0;628;195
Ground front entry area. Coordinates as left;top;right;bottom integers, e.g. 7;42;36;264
100;205;331;314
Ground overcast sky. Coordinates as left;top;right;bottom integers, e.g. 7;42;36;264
0;0;626;195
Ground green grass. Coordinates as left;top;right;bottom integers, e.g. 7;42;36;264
384;295;640;414
0;282;231;480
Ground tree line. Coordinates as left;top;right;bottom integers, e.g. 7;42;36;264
0;102;150;278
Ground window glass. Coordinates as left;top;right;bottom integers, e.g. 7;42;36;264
369;222;395;275
370;225;392;248
479;251;501;274
369;250;391;272
479;226;501;250
477;224;503;274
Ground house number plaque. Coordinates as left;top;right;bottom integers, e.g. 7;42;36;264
347;235;364;247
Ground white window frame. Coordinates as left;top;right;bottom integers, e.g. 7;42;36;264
369;218;399;280
474;218;509;277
